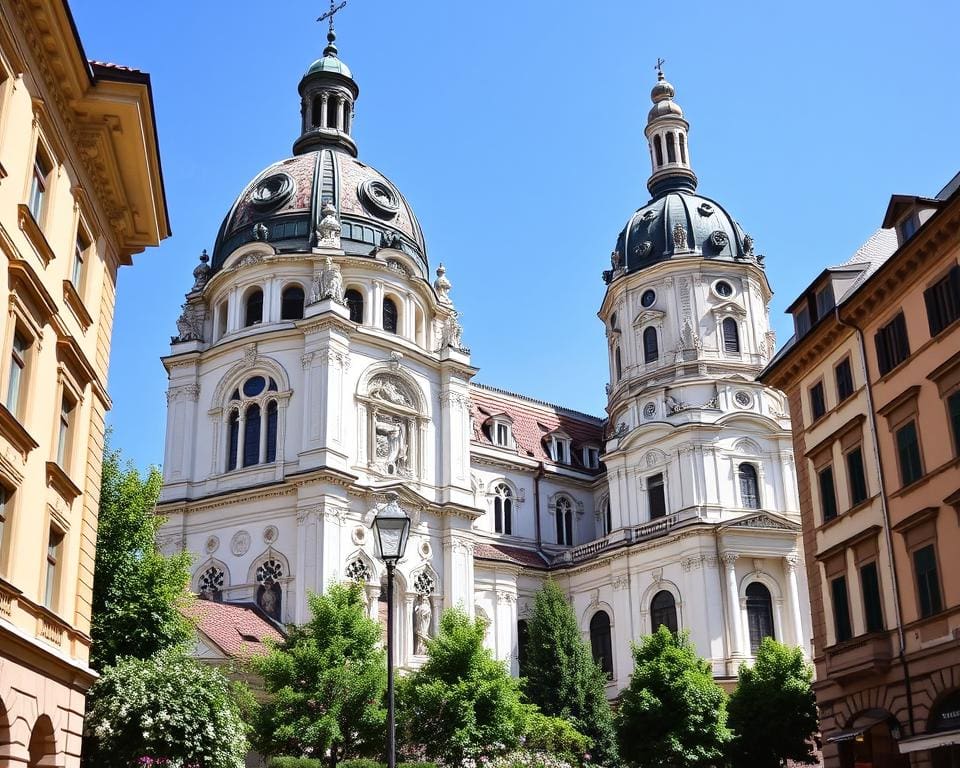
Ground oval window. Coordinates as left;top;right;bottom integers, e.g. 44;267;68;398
714;281;733;298
243;376;266;397
641;290;656;308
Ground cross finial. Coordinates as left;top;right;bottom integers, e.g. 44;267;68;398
318;0;347;35
655;57;666;79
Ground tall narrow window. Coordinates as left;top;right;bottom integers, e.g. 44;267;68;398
738;463;760;509
0;486;9;569
280;285;305;320
913;544;943;618
650;590;678;633
860;562;884;633
746;582;775;652
846;447;868;506
345;289;364;323
44;528;63;610
819;466;838;522
810;381;827;421
227;411;239;471
924;265;960;337
57;395;75;469
722;317;740;354
895;421;923;487
265;401;278;463
6;332;28;417
666;132;677;163
590;611;614;679
494;483;513;535
643;327;659;363
28;147;52;223
875;312;910;375
312;95;324;128
679;133;687;164
555;496;573;546
216;301;228;340
653;135;663;166
950;390;960;456
73;230;90;289
835;358;854;402
383;297;398;333
243;404;261;467
615;347;622;381
647;472;666;519
831;576;853;642
326;96;339;129
245;289;263;326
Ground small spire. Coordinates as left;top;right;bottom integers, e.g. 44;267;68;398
318;0;347;57
324;29;338;58
644;65;697;197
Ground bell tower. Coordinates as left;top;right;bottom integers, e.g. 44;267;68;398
644;64;697;198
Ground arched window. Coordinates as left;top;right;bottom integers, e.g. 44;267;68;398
739;463;760;509
667;132;677;163
517;619;529;675
723;317;741;354
225;377;280;471
494;483;513;535
345;288;364;323
653;135;663;166
243;404;261;467
245;289;263;326
599;497;612;537
590;611;614;679
198;565;226;602
227;411;240;471
312;95;324;128
643;326;659;363
746;582;775;652
383;297;398;333
555;496;574;546
281;285;305;320
326;95;339;129
256;559;284;620
216;300;228;340
651;590;678;633
679;133;687;164
615;347;622;381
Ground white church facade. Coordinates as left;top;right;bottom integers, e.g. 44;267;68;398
156;25;811;691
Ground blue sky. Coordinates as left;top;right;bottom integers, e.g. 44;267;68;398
71;0;959;470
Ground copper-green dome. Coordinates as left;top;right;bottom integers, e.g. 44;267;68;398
306;54;352;78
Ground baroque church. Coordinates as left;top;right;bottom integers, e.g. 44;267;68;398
157;21;811;691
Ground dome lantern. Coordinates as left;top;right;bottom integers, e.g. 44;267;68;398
644;63;697;198
293;7;360;157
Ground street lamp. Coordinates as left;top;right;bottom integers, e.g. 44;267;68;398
372;491;411;768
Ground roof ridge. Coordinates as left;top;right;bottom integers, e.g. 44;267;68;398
471;381;606;423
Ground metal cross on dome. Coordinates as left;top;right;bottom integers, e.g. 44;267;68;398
655;57;666;75
318;0;347;33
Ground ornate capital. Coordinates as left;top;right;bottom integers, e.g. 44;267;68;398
301;352;315;370
721;552;739;568
784;553;801;572
496;590;517;605
612;574;630;591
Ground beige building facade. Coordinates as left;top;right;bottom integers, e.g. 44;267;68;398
0;1;168;765
761;175;960;768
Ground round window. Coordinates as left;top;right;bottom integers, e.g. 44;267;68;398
641;289;656;308
250;173;295;211
243;376;266;397
734;391;753;408
714;281;733;298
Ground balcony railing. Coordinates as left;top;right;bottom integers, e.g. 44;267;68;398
631;513;679;542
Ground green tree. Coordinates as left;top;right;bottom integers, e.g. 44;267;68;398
84;647;248;768
727;638;819;768
398;608;528;765
524;580;619;765
90;441;192;669
616;626;729;768
252;583;387;767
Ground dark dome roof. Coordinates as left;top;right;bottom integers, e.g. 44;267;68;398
614;190;749;273
211;148;427;275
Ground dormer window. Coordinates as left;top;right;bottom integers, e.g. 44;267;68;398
900;214;919;242
487;414;514;449
548;434;571;464
583;446;601;470
496;423;509;446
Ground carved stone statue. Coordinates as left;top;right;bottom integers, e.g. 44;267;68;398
191;249;211;292
310;256;346;304
413;594;432;655
374;413;408;475
433;263;452;303
439;312;467;353
315;201;341;248
369;376;412;407
173;300;206;343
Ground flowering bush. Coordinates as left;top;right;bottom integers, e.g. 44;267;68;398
84;648;248;768
462;750;579;768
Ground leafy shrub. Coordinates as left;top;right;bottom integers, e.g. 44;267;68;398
338;760;384;768
523;711;591;762
267;759;324;768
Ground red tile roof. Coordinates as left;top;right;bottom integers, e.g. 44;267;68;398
88;59;142;74
184;599;284;659
470;383;605;467
475;542;550;568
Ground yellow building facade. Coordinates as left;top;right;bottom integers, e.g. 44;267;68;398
0;1;168;765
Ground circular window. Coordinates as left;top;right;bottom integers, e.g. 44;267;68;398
243;376;266;397
714;280;734;298
358;179;400;219
734;391;753;408
250;173;295;211
641;289;656;308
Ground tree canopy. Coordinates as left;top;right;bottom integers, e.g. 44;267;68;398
727;638;819;768
523;580;619;766
90;441;192;669
252;583;387;767
616;626;729;768
398;608;528;765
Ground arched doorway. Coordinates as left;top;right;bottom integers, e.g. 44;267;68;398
835;709;908;768
28;714;57;768
928;690;960;768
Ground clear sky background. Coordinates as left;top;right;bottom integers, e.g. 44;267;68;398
70;0;959;471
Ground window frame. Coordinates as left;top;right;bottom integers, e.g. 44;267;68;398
4;327;32;421
0;483;14;576
244;287;264;327
554;495;574;546
818;464;838;523
44;525;65;611
894;419;924;488
923;264;960;338
737;462;761;509
27;141;54;226
722;316;741;355
643;326;659;364
830;575;853;643
912;543;943;619
55;388;78;473
844;445;869;507
647;472;666;519
493;483;513;535
859;560;884;634
835;357;855;403
280;283;305;321
589;610;615;680
874;312;910;376
809;380;827;422
650;589;678;634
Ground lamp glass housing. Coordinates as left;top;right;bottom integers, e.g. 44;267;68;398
373;496;410;563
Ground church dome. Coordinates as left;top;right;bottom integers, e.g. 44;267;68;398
306;54;352;78
614;190;749;272
210;148;428;276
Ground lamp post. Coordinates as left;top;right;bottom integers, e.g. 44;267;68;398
372;491;411;768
